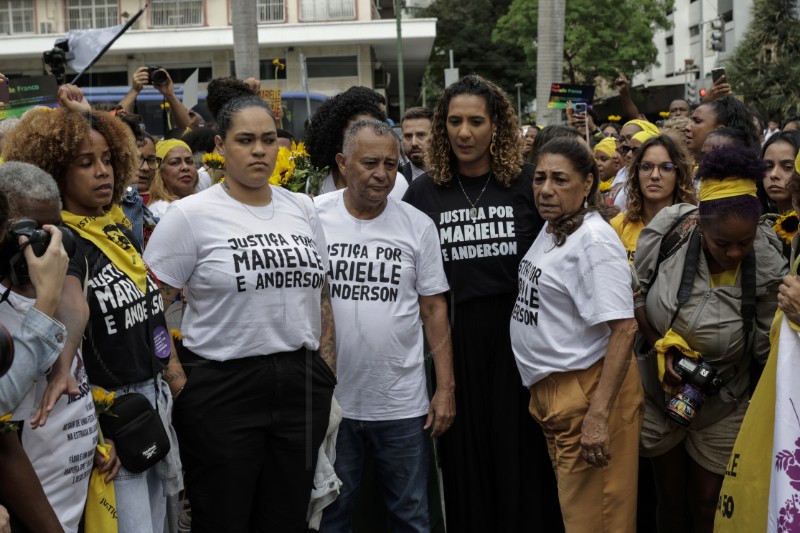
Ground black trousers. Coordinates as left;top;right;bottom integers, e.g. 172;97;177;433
438;295;563;533
173;348;335;533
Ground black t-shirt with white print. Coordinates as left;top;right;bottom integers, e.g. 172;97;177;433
402;163;543;304
69;225;168;390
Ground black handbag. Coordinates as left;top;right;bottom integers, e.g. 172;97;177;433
99;390;170;473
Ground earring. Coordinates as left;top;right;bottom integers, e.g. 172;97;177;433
489;132;497;156
583;196;588;209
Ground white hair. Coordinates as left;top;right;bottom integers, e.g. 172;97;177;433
342;120;401;159
0;161;62;211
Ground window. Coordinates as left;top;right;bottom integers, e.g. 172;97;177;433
257;0;284;23
666;36;674;46
689;25;700;37
299;0;355;22
306;56;358;78
67;0;118;30
0;0;34;34
151;0;203;27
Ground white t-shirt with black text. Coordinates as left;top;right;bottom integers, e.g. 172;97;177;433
144;184;329;361
1;292;97;533
315;191;449;420
510;212;634;387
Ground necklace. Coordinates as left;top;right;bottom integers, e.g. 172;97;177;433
222;180;275;221
456;174;492;222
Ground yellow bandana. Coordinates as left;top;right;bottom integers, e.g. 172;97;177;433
594;137;617;158
62;205;148;293
632;130;658;144
654;328;702;394
624;119;659;135
698;178;758;202
156;139;191;161
795;150;800;175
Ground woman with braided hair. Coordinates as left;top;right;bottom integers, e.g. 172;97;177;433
403;74;559;532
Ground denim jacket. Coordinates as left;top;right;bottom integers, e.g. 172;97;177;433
0;308;66;412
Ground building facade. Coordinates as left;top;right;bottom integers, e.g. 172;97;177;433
0;0;436;115
633;0;751;100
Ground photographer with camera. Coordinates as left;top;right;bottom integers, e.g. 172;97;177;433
634;144;787;533
119;66;192;132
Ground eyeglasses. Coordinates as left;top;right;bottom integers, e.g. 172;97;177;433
639;162;676;175
139;155;159;170
603;132;619;138
619;145;633;155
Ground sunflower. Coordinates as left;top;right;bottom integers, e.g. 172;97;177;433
599;179;613;193
773;210;798;245
270;146;296;186
202;152;225;170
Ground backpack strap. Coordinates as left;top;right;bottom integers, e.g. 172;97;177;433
667;227;701;329
739;247;756;353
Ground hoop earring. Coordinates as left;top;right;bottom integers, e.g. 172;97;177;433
489;132;497;156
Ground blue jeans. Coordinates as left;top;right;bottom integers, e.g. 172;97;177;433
110;379;170;533
320;416;430;533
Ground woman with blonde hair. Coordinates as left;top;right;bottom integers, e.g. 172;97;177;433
403;74;558;532
147;139;198;219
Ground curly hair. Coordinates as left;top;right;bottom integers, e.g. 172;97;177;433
535;137;601;246
696;144;764;222
702;96;760;150
427;74;522;187
304;90;385;171
3;108;137;209
624;135;696;223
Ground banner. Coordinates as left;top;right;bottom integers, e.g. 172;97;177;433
0;76;59;121
547;83;595;109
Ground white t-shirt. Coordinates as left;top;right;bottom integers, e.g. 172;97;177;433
148;199;171;220
196;167;212;192
315;191;449;420
612;166;628;209
144;184;329;361
510;212;634;387
320;170;409;200
0;292;97;533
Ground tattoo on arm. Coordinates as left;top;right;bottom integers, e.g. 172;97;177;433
319;281;337;372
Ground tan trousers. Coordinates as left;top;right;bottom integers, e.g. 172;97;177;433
528;357;644;533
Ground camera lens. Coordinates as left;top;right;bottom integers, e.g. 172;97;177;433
151;69;168;86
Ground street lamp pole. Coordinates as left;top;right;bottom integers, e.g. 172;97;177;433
514;83;523;123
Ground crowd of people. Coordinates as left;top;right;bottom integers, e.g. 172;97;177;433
0;63;798;533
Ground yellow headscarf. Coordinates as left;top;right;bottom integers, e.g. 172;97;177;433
632;130;658;144
594;137;617;158
156;139;191;161
795;150;800;175
698;178;758;202
623;119;659;136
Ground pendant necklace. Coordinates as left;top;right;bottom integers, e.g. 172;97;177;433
456;173;492;223
222;180;275;221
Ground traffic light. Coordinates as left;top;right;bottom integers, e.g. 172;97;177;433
710;18;725;51
686;80;698;105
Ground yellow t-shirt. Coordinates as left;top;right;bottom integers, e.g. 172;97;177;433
610;213;644;265
709;264;741;288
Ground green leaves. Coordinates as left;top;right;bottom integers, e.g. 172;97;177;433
727;0;800;119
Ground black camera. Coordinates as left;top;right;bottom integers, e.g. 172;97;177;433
673;355;724;395
146;66;169;86
4;219;76;286
665;354;724;427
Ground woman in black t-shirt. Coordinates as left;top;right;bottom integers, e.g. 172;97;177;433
3;87;187;533
402;75;560;533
